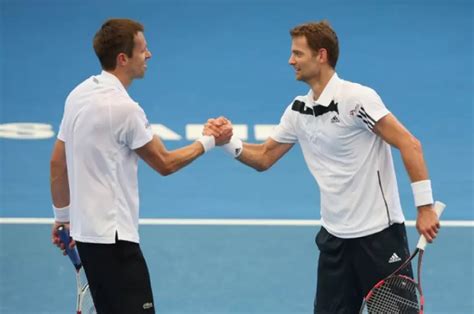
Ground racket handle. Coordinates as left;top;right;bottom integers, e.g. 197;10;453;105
57;225;82;270
416;201;446;250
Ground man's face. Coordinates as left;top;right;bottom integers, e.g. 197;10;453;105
127;31;152;79
288;36;320;82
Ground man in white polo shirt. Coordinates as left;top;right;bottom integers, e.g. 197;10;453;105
49;18;229;313
205;21;441;313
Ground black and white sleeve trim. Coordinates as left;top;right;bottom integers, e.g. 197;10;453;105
357;106;376;131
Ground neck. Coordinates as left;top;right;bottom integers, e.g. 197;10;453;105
308;67;335;101
107;69;132;89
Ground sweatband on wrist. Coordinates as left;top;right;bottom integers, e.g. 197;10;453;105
411;180;434;207
53;204;70;222
197;135;215;153
222;136;243;158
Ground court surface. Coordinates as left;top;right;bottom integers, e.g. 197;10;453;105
1;0;473;313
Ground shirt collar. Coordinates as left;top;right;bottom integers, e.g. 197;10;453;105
307;72;341;107
96;70;129;95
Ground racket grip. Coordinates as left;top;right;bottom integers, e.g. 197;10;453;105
57;225;82;270
416;201;446;250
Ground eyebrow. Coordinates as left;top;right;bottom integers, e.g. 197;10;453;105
292;49;304;54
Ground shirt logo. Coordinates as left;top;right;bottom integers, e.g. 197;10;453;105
349;104;360;116
388;253;402;263
330;115;340;123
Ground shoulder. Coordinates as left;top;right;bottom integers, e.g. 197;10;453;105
65;76;94;104
338;79;380;104
113;96;145;121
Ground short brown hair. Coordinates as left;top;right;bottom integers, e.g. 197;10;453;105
93;18;144;70
290;21;339;68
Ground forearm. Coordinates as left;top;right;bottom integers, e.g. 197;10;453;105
396;136;435;210
50;140;70;209
399;136;429;182
50;162;70;207
237;143;272;171
161;141;205;175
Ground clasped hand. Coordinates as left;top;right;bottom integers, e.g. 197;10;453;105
203;116;233;146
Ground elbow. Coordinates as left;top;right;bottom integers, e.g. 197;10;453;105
255;160;272;172
400;135;423;157
157;160;180;176
255;165;269;172
408;135;423;153
158;166;175;176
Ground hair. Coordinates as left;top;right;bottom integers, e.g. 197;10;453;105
290;20;339;68
93;18;144;70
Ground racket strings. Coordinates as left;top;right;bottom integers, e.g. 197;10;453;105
81;286;96;314
366;276;419;313
77;270;96;314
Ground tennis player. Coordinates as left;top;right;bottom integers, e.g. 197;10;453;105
49;18;230;313
205;21;441;313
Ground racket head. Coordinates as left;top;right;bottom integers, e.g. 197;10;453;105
360;275;422;314
75;268;96;314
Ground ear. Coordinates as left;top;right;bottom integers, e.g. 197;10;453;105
317;48;328;64
116;52;128;67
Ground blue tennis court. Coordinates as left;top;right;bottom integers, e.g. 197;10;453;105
1;0;472;313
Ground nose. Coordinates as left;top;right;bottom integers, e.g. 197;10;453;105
288;55;295;65
146;49;152;59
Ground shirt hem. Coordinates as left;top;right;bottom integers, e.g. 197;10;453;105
321;219;405;239
71;233;139;244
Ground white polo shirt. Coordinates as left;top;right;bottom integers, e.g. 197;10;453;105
58;71;153;244
272;73;405;238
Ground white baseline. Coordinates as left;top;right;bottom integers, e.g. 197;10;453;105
0;217;472;227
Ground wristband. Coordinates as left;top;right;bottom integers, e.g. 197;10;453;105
411;180;434;207
53;204;70;222
196;135;215;153
222;136;243;158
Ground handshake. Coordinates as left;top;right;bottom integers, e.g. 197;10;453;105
198;116;243;158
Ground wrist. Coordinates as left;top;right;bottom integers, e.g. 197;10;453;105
222;136;243;158
196;135;215;153
411;180;433;207
53;204;70;223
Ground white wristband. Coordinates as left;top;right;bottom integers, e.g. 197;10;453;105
53;204;70;223
196;135;215;153
222;136;243;158
411;180;434;207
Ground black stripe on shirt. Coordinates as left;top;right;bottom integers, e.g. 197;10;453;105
357;114;374;131
377;170;391;226
360;107;376;124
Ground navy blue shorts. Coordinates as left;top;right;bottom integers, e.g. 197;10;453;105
314;223;413;314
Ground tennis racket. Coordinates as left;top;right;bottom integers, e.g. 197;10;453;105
57;225;96;314
359;201;446;314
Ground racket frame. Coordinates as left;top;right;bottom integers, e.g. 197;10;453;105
359;201;445;314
